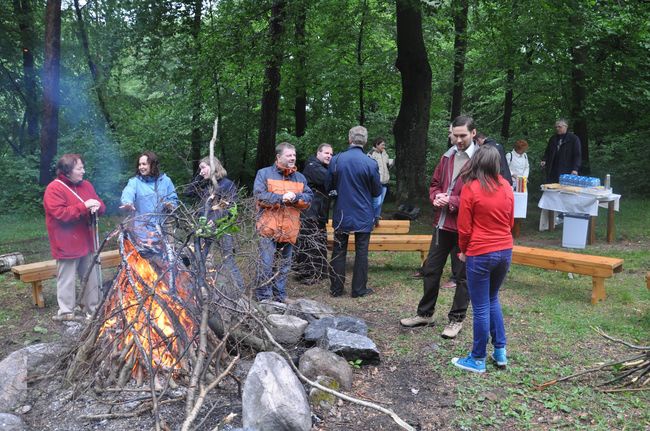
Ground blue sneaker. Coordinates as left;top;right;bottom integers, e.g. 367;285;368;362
491;347;507;369
451;354;486;373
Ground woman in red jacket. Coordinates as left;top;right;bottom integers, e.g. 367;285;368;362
452;145;514;373
43;154;106;321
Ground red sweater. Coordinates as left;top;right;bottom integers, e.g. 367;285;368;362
43;175;106;259
458;177;514;256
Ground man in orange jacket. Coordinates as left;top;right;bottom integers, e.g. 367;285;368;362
253;142;313;302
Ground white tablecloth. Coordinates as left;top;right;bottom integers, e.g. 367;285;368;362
538;190;621;216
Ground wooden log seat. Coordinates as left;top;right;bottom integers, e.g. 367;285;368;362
11;250;120;308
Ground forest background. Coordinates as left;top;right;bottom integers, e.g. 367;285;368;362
1;0;649;214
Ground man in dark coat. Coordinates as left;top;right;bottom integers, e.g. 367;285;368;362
541;119;581;183
476;133;512;185
327;126;382;298
294;144;334;284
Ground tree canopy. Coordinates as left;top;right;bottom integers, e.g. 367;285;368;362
1;0;648;213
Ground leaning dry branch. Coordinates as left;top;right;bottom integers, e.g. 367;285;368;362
250;313;417;431
536;327;650;392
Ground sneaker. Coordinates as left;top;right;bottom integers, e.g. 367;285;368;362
491;347;507;369
441;321;463;339
441;280;457;289
52;312;78;322
452;354;486;373
400;315;434;327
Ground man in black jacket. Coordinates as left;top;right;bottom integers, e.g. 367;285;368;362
476;133;512;185
294;144;334;284
541;119;581;183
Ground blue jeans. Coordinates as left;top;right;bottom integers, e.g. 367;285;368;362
372;185;388;219
256;237;293;302
466;249;512;359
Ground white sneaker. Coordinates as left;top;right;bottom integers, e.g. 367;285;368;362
441;321;463;339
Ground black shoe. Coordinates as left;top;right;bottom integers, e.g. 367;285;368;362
411;270;424;279
351;288;374;298
330;290;344;297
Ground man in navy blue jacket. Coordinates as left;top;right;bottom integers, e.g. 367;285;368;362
327;126;382;298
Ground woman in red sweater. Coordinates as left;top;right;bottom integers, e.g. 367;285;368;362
452;145;514;373
44;154;106;321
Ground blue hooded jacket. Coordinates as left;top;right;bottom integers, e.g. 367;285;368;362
327;146;382;233
120;173;178;244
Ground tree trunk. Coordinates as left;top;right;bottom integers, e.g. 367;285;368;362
393;0;432;203
570;45;589;174
73;0;117;135
256;0;286;171
293;3;307;137
13;0;39;154
189;0;203;174
39;0;62;185
449;0;468;121
357;0;368;126
501;67;514;143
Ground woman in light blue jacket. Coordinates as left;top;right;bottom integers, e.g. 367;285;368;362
120;151;178;251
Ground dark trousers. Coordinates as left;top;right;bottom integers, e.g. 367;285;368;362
417;229;469;322
293;219;328;281
329;231;371;296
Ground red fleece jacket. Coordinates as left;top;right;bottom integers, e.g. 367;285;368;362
43;175;106;259
458;177;514;256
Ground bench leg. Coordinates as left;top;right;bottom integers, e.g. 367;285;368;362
32;281;45;308
591;277;606;304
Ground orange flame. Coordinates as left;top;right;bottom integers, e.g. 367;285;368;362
99;240;197;376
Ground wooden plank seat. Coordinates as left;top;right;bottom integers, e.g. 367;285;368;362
326;219;410;235
512;246;623;304
325;233;623;304
11;250;120;308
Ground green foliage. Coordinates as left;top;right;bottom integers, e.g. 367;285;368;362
0;154;44;214
348;358;363;369
194;205;240;239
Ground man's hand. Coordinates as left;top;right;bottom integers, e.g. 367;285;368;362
570;170;578;175
433;193;449;208
119;203;135;212
282;191;296;203
458;252;466;263
540;161;546;168
163;202;175;212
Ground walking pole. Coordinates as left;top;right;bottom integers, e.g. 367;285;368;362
92;211;103;292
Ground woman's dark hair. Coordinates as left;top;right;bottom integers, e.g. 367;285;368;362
56;154;84;176
372;137;385;148
135;151;160;177
460;145;501;192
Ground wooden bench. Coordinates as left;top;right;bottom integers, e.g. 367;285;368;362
11;250;120;308
325;232;623;304
326;219;410;235
512;246;623;304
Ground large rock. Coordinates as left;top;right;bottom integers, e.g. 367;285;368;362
298;347;353;391
287;299;335;322
257;300;288;315
0;343;65;412
303;316;367;343
242;352;311;431
266;314;308;345
0;413;27;431
318;328;380;364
